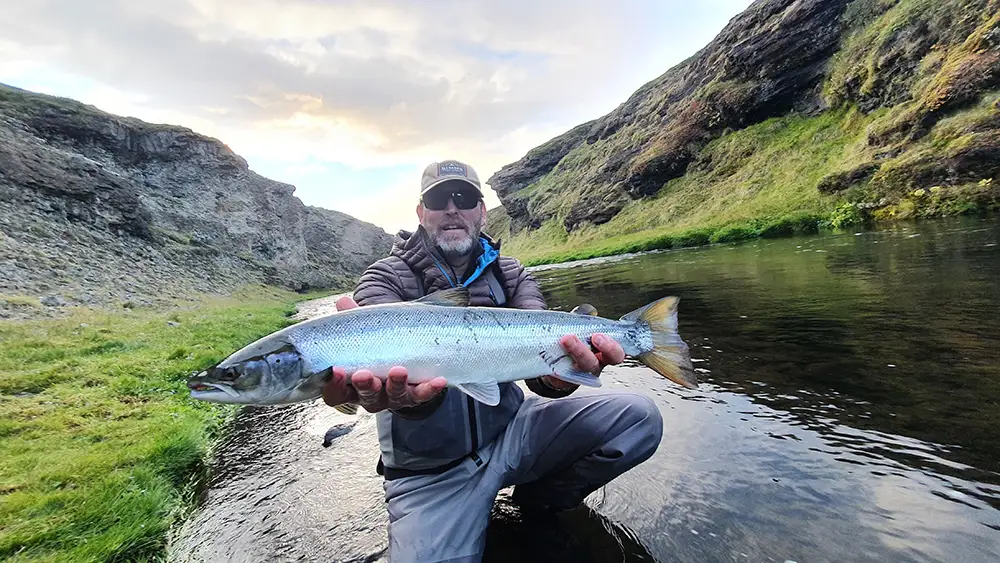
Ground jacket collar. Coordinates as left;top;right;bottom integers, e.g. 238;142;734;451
390;226;501;286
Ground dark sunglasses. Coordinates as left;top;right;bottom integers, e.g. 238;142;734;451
421;188;482;211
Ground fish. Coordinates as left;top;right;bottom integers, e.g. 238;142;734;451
186;287;697;408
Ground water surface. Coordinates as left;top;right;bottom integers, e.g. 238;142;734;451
169;216;1000;563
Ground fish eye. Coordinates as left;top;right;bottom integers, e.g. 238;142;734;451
223;367;239;381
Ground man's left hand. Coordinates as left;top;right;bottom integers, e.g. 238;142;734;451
544;333;625;391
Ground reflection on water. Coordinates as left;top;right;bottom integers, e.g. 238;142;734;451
169;216;1000;562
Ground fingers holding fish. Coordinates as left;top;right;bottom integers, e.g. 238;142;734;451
385;367;410;407
321;367;360;408
592;333;626;366
325;367;448;413
384;367;447;410
352;370;388;412
410;376;448;404
559;333;624;376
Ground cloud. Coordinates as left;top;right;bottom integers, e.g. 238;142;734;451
0;0;753;231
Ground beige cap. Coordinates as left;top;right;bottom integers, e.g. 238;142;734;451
420;160;483;197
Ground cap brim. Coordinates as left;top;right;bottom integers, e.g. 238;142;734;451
420;177;483;198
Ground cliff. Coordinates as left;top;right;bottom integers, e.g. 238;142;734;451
487;0;1000;256
0;84;393;317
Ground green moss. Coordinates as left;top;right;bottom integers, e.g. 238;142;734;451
501;80;1000;265
873;180;999;220
504;108;869;264
0;288;311;562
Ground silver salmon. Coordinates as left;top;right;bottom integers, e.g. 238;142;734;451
187;287;696;407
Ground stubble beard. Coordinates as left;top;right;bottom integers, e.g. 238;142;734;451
432;216;484;260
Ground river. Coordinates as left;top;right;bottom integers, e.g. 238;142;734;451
168;216;1000;563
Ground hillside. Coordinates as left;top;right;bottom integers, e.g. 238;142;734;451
0;84;393;318
487;0;1000;264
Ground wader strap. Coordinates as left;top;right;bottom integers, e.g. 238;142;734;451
377;451;483;480
484;265;507;306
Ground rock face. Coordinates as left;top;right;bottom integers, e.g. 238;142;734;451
0;84;393;317
488;0;1000;234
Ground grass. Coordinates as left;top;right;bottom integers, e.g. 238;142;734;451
499;98;999;266
0;284;329;562
502;108;873;264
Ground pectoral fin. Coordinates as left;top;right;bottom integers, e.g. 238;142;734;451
333;402;358;416
456;382;502;406
549;365;602;388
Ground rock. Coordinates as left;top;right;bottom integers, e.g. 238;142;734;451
39;295;65;307
167;321;181;327
0;84;395;319
322;422;357;447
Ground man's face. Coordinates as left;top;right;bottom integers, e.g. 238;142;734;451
417;181;486;258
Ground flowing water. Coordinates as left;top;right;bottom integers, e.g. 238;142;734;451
168;216;1000;563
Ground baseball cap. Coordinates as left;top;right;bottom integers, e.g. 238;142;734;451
420;160;484;197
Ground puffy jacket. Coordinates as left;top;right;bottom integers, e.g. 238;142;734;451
353;227;572;477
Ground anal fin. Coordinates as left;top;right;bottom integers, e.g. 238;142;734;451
456;382;501;406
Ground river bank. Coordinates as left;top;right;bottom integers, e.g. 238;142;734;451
0;286;342;562
493;179;1000;267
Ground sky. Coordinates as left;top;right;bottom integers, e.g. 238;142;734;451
0;0;753;233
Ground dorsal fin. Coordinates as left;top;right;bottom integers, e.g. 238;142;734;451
414;287;470;307
570;303;599;316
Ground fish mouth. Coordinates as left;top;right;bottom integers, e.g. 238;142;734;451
187;375;239;398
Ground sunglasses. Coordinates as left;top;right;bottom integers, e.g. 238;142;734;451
421;188;482;211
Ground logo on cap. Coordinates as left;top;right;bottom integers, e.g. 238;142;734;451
438;162;467;177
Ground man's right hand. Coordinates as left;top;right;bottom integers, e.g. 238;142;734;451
320;295;448;413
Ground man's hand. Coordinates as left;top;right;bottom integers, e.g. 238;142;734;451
320;296;448;413
543;333;626;391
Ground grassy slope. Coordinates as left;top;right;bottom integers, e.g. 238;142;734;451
0;285;339;562
499;0;1000;265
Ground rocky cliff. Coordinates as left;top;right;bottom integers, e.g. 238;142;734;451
0;84;392;318
488;0;1000;239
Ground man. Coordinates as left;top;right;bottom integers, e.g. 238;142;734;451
321;160;663;562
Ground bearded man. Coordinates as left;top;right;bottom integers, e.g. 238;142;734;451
321;160;663;563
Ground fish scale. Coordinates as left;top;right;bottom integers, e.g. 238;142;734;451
289;304;649;387
187;287;697;407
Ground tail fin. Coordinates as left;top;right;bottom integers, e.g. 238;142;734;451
622;297;698;389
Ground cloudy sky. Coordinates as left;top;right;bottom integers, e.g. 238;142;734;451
0;0;752;233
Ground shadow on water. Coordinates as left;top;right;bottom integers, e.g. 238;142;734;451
170;216;1000;563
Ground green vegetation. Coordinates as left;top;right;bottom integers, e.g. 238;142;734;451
0;285;334;562
501;92;999;265
501;109;862;264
